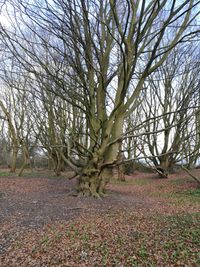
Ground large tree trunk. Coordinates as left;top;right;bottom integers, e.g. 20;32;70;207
76;165;113;197
76;113;125;197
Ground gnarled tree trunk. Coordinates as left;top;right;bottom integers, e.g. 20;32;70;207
76;113;125;197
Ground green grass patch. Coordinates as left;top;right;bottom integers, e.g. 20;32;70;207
168;188;200;203
19;171;66;179
171;177;190;185
0;171;15;177
156;187;200;204
134;179;153;185
0;169;64;179
110;178;152;186
181;188;200;197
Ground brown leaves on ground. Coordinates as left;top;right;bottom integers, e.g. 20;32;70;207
0;169;200;266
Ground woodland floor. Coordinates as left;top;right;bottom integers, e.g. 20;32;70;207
0;169;199;266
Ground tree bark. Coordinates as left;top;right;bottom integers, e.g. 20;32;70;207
76;164;113;197
76;113;125;197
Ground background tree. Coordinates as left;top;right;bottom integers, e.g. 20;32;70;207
136;45;200;176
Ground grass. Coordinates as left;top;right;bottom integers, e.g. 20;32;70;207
0;168;67;179
20;171;65;179
110;177;153;186
166;188;200;204
171;177;191;185
181;188;200;197
0;171;15;177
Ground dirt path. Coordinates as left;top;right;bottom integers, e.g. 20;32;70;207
0;171;199;228
0;176;159;229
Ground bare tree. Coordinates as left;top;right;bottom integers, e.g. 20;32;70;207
135;45;200;176
0;0;200;196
